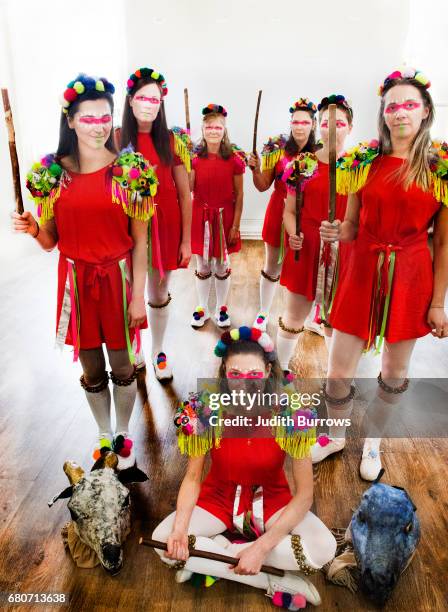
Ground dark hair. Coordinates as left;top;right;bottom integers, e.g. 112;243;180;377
56;90;116;170
218;340;283;397
318;101;354;126
285;109;317;156
196;112;233;160
120;77;173;166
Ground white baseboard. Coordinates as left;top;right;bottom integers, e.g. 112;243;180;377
240;219;263;240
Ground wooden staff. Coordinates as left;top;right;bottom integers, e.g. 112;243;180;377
184;88;190;133
2;88;24;214
328;103;337;222
139;537;284;577
294;189;303;262
252;90;262;154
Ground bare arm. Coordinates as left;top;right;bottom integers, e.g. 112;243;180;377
12;211;58;251
247;152;276;192
228;173;244;246
428;205;448;337
188;168;195;193
127;218;148;328
173;163;192;267
320;192;361;243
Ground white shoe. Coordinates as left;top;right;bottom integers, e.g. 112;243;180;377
215;305;231;328
360;440;383;481
253;312;268;332
153;352;173;384
175;568;193;583
92;433;113;463
311;435;345;464
113;432;136;470
304;318;324;337
191;306;210;329
267;572;321;606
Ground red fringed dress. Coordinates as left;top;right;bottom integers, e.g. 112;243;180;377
330;155;441;347
136;132;184;274
191;152;245;260
280;161;349;300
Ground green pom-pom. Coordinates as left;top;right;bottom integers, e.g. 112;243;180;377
49;163;62;178
73;81;85;94
95;80;105;92
67;80;75;89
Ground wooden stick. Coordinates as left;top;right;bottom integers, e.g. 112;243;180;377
184;88;190;133
328;103;337;223
139;537;285;577
294;189;303;261
2;88;24;214
252;90;262;154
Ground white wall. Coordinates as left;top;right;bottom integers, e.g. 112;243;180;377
1;0;447;237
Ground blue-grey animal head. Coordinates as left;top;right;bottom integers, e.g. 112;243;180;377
49;452;148;575
351;473;420;606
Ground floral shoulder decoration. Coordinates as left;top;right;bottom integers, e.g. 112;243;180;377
232;143;248;170
174;388;222;456
281;152;319;193
261;133;289;171
111;147;158;220
26;154;69;224
273;379;317;459
430;141;448;206
336;139;380;194
171;126;194;173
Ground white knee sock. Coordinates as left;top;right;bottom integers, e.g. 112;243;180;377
214;273;231;312
149;304;169;358
84;386;112;436
195;274;212;310
260;274;279;315
113;380;137;433
276;333;298;370
324;332;332;353
327;400;353;440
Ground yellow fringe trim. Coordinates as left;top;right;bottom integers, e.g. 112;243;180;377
336;165;372;195
177;430;221;456
432;174;448;207
274;428;316;459
112;186;154;221
261;149;284;172
174;134;192;173
32;183;62;225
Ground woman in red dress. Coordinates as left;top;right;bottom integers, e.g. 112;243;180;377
314;68;448;480
248;99;317;333
120;67;192;383
189;104;245;329
152;327;335;604
277;96;353;375
13;74;151;469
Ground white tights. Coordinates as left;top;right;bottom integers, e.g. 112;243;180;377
152;505;336;589
195;255;231;313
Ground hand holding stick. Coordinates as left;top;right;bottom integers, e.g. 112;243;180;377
139;537;285;577
2;88;24;214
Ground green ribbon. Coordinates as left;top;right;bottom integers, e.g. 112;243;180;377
118;259;135;365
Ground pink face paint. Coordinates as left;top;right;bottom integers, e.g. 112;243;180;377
204;125;224;131
320;120;348;128
134;95;161;105
226;370;265;380
291;120;311;126
78;114;112;125
384;100;422;114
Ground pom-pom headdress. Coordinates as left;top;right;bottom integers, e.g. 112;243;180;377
318;94;353;119
202;103;228;117
126;67;168;96
214;326;275;358
378;66;430;96
289;98;317;115
60;73;115;115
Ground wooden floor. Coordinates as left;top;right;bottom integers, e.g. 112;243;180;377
0;232;447;612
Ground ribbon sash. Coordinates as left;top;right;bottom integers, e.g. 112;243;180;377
233;484;265;540
55;258;80;362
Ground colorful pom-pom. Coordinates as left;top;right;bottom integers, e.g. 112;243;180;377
93;448;101;461
127;78;134;89
63;88;78;102
123;438;133;449
112;166;123;176
134;69;142;78
95;80;105;92
220;305;228;313
221;331;232;345
239;326;252;341
271;591;306;610
119;447;131;458
151;71;160;79
73;81;85;94
129;167;140;179
317;435;330;447
230;328;240;341
251;328;262;341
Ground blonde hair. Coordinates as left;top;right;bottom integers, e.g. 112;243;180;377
197;112;233;159
378;79;435;191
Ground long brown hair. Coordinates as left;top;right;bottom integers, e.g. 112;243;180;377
378;79;434;191
285;109;317;157
196;112;233;160
120;77;173;166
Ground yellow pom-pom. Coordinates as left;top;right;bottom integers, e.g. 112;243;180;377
73;81;85;94
150;184;157;196
230;329;240;341
151;71;160;79
95;80;105;92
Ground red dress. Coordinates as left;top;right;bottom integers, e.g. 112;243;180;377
54;164;147;351
280;161;348;300
330;155;441;343
136;132;184;272
197;437;292;530
261;155;292;249
191;153;244;259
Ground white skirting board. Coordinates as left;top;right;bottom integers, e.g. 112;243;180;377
240;219;263;240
